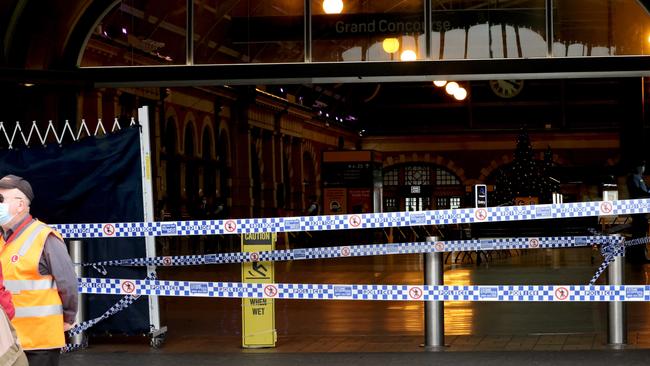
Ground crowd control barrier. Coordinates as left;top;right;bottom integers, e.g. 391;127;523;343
61;198;650;352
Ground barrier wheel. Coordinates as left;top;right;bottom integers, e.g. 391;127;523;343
150;336;165;349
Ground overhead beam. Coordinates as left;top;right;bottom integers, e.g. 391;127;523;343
1;56;650;88
637;0;650;16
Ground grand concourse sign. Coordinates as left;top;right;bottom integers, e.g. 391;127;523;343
231;11;545;42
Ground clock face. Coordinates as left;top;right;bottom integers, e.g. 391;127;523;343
489;80;524;98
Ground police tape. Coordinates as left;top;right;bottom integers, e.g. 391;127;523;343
52;198;650;239
84;235;618;270
62;294;141;353
62;273;155;353
78;278;650;302
66;293;141;337
588;236;649;285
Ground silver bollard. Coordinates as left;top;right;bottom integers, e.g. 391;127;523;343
69;240;85;346
607;251;626;346
425;236;444;349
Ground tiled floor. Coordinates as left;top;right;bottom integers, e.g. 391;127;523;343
76;246;650;356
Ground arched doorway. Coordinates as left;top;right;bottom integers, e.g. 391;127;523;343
383;164;464;212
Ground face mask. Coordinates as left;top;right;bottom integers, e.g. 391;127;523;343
0;203;12;226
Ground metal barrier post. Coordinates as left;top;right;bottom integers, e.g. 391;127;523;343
70;240;85;346
607;249;626;347
425;236;444;349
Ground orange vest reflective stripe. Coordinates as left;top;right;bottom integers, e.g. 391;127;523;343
0;220;65;350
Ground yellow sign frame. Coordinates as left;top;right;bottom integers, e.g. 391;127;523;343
241;233;276;348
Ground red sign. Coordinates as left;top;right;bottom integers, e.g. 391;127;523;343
529;239;540;248
474;208;487;221
340;246;351;256
600;202;613;214
121;280;136;294
409;286;423;300
224;220;237;233
324;188;347;215
348;188;372;214
349;215;362;227
249;252;260;262
434;242;444;251
555;287;569;300
264;285;278;298
103;224;115;236
162;257;172;266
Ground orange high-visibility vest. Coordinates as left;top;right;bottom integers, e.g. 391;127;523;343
0;220;65;350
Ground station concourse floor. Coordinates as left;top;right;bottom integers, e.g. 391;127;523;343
61;246;650;365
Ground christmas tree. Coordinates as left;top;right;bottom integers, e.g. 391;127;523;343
493;169;513;206
511;128;537;198
493;128;558;205
541;145;559;202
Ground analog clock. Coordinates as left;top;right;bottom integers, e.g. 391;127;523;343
489;80;524;98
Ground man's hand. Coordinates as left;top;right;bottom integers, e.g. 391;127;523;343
63;322;73;331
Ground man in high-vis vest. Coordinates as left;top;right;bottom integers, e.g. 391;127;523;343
0;175;78;366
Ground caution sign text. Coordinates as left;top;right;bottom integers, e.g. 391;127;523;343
241;233;276;348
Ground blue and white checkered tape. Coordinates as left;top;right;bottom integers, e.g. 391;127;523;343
52;199;650;239
78;278;650;302
83;236;618;269
588;236;642;285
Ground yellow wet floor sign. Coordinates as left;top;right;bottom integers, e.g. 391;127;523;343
241;232;276;348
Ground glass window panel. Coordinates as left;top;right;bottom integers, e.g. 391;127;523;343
405;166;431;186
450;196;462;209
431;0;546;60
312;0;425;62
435;168;460;186
81;0;187;66
406;197;419;211
423;197;431;210
553;0;650;57
383;169;399;186
384;197;398;212
194;0;304;64
436;197;449;209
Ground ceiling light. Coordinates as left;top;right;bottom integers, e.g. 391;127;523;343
453;87;468;100
433;80;447;87
382;38;399;53
323;0;343;14
400;50;417;61
445;82;460;95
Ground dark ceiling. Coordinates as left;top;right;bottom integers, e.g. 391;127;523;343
0;1;649;137
270;76;642;136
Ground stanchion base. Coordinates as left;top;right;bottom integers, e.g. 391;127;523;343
149;326;167;349
420;343;447;351
606;343;628;350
